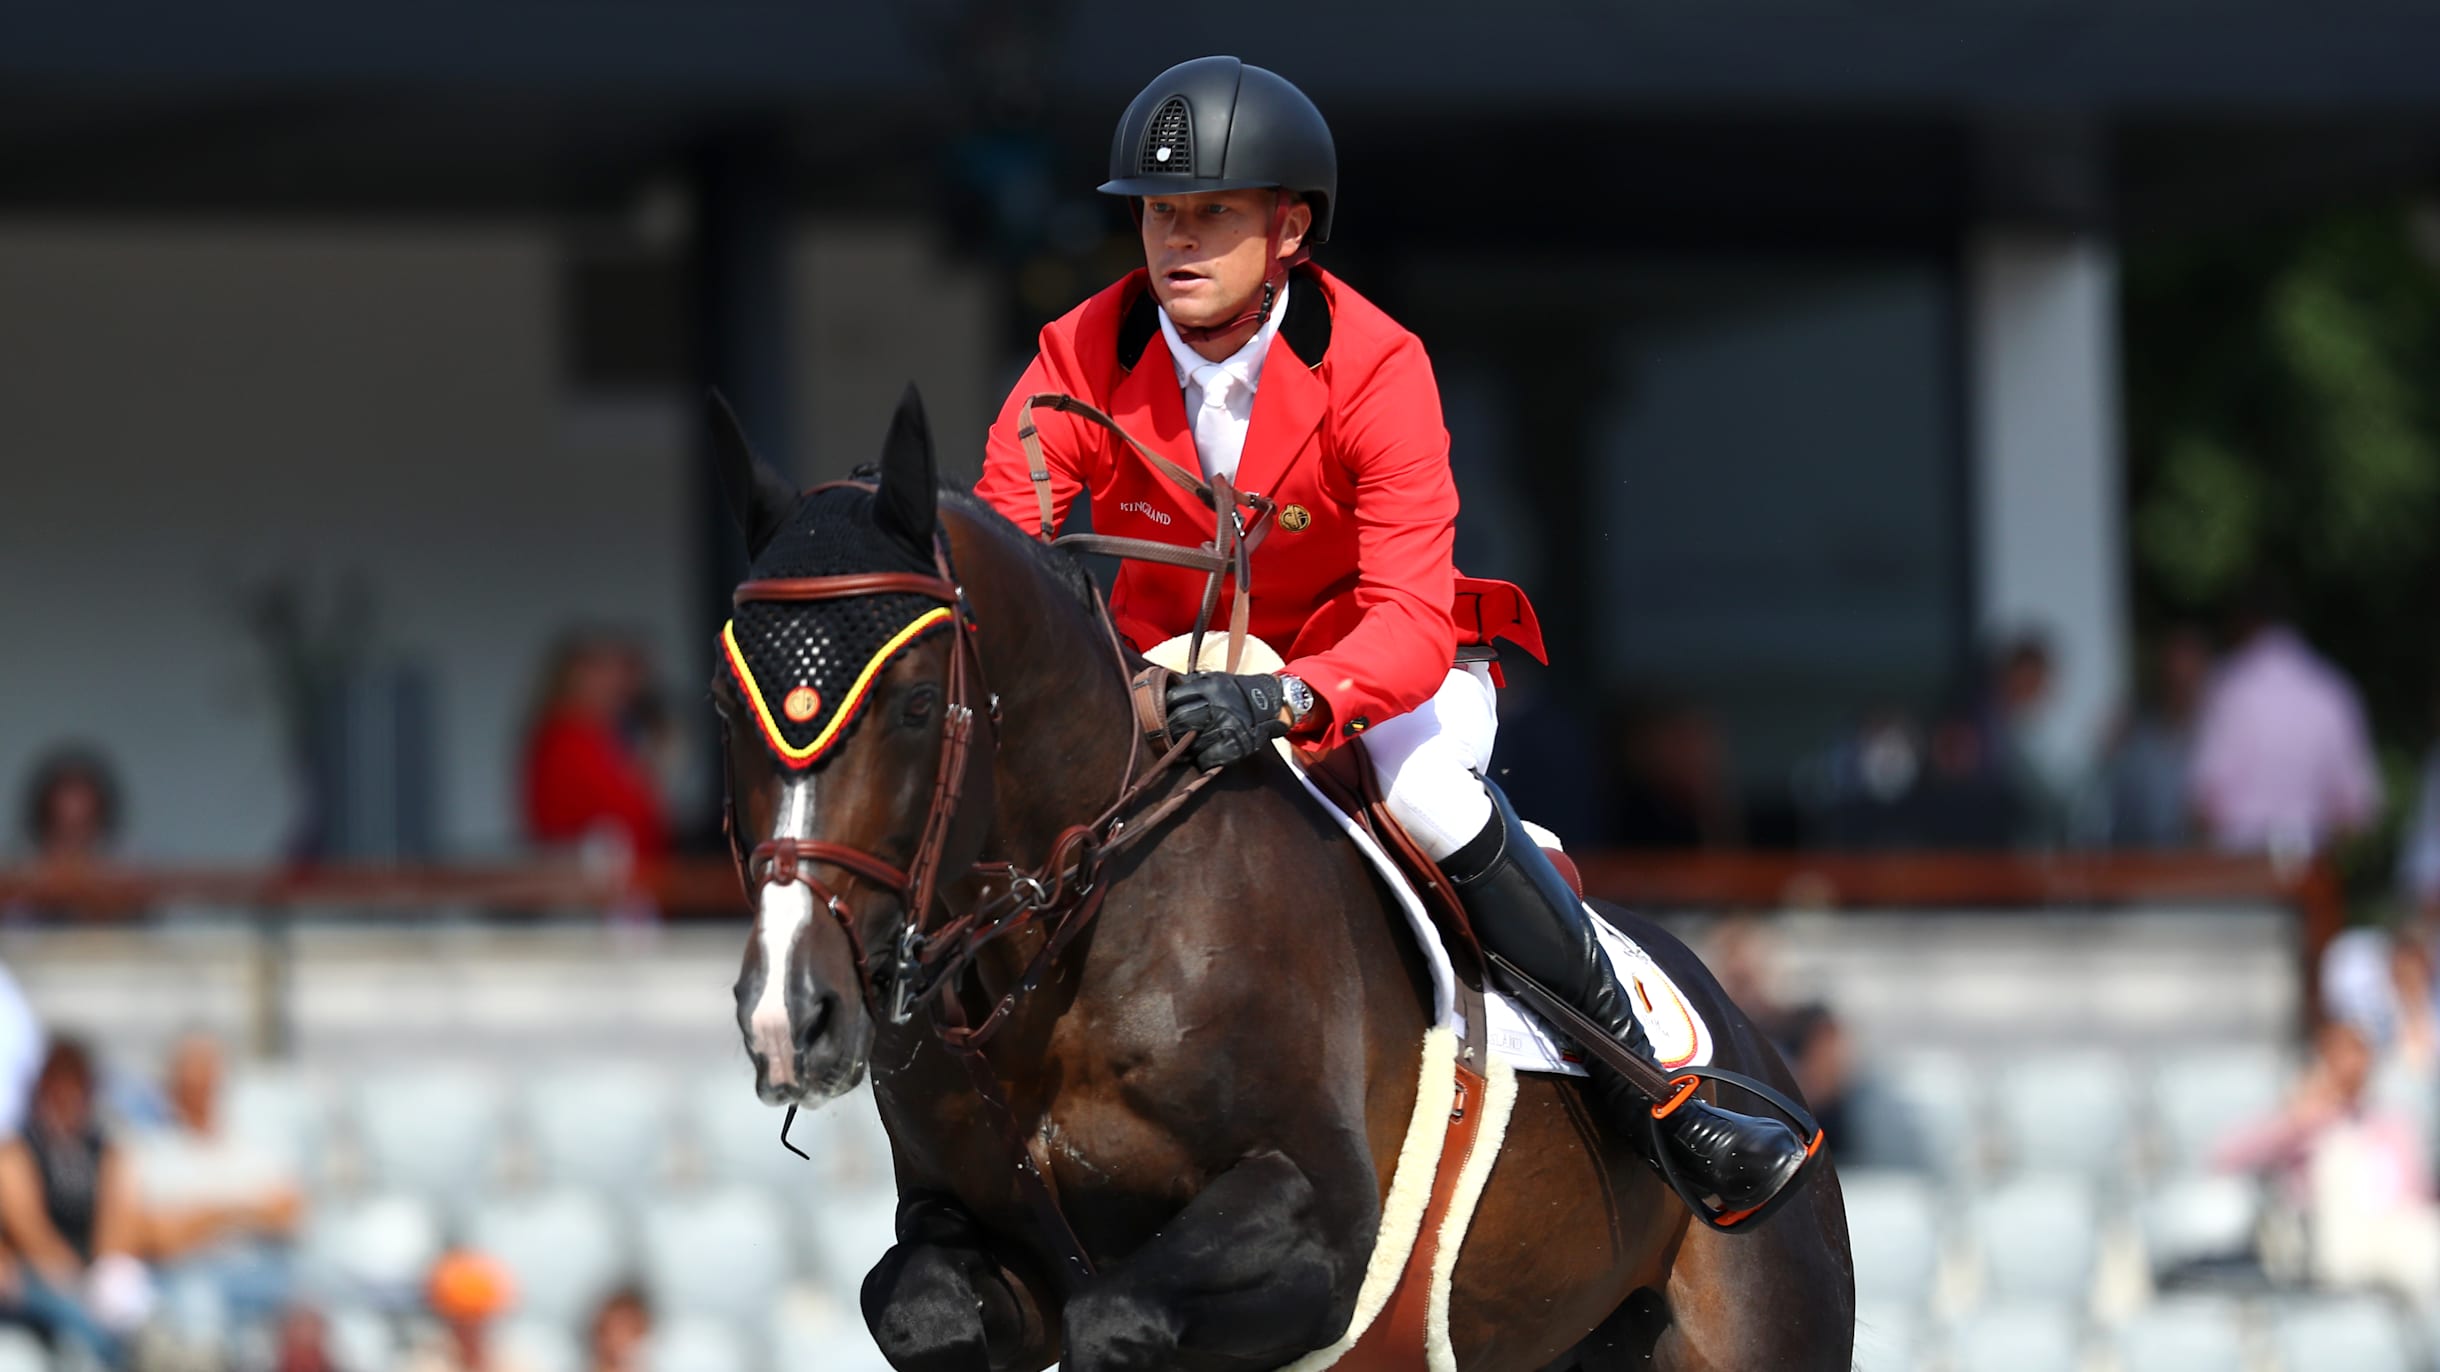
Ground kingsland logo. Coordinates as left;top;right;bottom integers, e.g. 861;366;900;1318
1119;500;1173;526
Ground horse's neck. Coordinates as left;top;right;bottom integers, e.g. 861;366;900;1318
966;551;1137;864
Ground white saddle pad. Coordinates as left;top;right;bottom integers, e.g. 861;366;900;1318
1287;759;1714;1077
1141;633;1714;1077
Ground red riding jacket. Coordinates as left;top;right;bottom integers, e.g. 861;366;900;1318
977;264;1541;752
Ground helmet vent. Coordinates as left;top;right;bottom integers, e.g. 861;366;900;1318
1139;96;1193;175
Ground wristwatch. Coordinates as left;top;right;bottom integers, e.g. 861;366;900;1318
1278;673;1316;726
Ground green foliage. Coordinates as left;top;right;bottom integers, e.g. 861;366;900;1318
2124;202;2440;753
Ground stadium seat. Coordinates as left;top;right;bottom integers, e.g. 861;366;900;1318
641;1185;794;1324
1847;1051;1984;1179
2137;1171;2261;1278
773;1290;893;1372
648;1315;756;1372
1841;1170;1944;1308
300;1193;444;1306
324;1306;400;1372
225;1065;329;1175
495;1318;583;1372
1947;1303;2081;1372
0;1327;48;1372
1970;1173;2098;1305
1994;1050;2135;1177
352;1065;506;1196
805;1184;904;1303
784;1086;895;1192
2149;1047;2286;1171
466;1188;628;1327
2270;1296;2415;1372
522;1061;673;1192
2111;1297;2248;1372
687;1068;808;1191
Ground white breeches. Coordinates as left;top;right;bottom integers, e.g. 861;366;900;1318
1364;664;1499;862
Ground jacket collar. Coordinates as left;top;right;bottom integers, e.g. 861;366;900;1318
1116;266;1332;506
1118;264;1332;371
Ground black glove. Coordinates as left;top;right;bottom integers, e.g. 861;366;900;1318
1163;671;1292;770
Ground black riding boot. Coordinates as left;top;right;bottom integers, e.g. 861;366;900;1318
1440;781;1808;1218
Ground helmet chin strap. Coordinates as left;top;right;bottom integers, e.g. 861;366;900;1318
1169;191;1310;347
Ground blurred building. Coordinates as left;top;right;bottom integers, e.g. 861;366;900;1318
5;3;2439;855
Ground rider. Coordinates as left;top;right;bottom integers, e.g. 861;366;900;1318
974;56;1808;1218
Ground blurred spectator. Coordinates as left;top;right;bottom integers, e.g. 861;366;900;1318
1798;679;2031;849
1609;697;1740;849
0;1037;152;1365
1702;920;1851;1140
1705;914;1786;1026
399;1249;525;1372
9;747;143;922
586;1285;651;1372
17;747;122;868
1798;706;1922;848
2215;1020;2438;1297
2397;689;2440;920
1774;1002;1852;1145
2323;921;2440;1061
2190;589;2380;859
1907;706;2027;848
2389;937;2440;1075
2098;625;2213;848
132;1031;303;1339
1982;630;2064;831
521;633;670;874
273;1305;338;1372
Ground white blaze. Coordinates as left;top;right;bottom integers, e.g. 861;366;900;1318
750;779;817;1084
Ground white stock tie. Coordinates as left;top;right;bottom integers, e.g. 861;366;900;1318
1191;362;1243;483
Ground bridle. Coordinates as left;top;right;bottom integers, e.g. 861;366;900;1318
727;403;1269;1280
730;503;1234;1043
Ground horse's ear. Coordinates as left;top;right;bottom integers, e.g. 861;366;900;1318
707;390;799;557
875;382;937;554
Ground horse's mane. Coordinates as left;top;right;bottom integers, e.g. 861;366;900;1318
938;487;1100;615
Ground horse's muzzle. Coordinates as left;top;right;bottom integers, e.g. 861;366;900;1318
741;978;872;1106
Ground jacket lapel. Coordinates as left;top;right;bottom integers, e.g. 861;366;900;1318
1234;330;1326;504
1109;327;1214;535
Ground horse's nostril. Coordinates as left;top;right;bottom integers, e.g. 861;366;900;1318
795;993;832;1054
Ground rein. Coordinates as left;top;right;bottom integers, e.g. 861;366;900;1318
738;404;1269;1282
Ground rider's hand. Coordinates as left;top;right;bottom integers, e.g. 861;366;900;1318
1163;671;1294;770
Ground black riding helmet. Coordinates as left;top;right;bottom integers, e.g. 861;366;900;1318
1098;56;1337;244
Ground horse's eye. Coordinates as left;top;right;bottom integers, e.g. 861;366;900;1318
900;685;940;728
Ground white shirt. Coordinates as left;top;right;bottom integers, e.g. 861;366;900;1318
1156;279;1288;485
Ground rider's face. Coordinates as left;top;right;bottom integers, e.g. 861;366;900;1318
1141;188;1310;334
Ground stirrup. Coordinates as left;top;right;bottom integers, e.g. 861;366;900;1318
1643;1066;1826;1232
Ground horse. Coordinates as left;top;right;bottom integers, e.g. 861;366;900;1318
710;387;1855;1372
